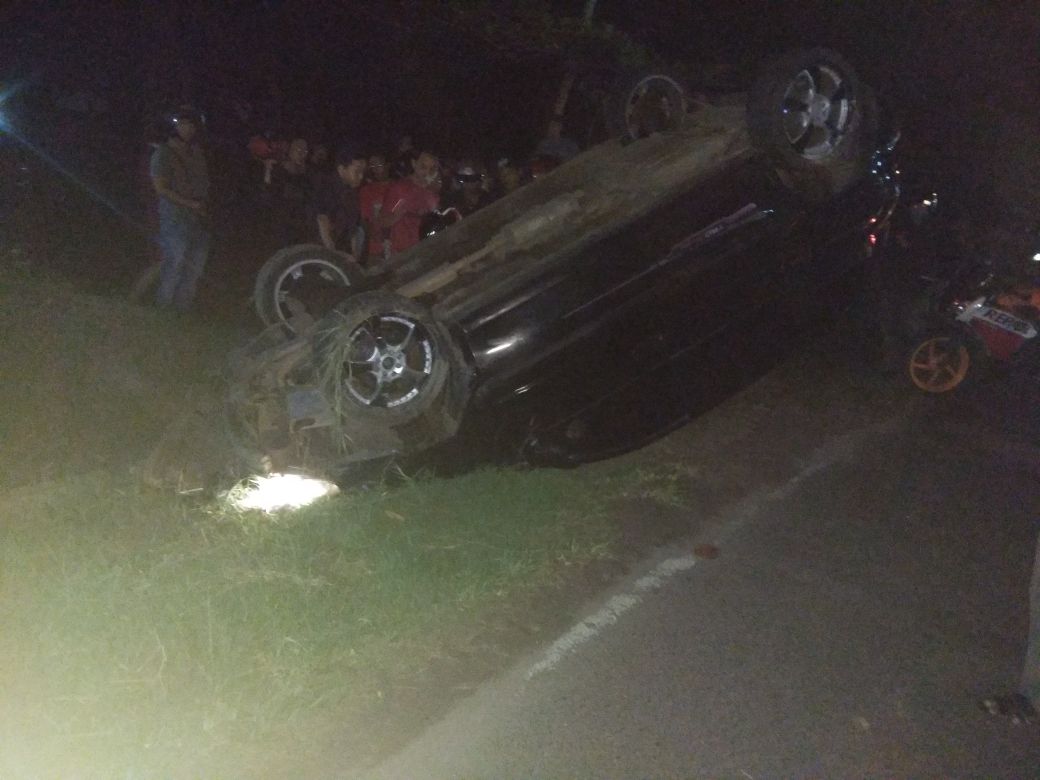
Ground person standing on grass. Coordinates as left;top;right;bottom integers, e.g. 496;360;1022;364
150;105;210;312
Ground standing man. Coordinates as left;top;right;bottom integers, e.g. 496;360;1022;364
379;150;440;256
312;145;366;255
359;152;391;264
442;163;493;218
150;105;210;311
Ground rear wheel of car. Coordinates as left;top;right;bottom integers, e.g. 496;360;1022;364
747;47;878;200
605;71;688;141
907;333;974;393
313;291;460;426
254;244;362;334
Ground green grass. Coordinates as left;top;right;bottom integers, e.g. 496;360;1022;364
0;257;690;776
0;260;238;488
0;464;663;776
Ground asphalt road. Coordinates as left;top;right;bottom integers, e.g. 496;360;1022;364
346;346;1040;779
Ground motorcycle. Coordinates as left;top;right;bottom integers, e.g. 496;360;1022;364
906;255;1040;394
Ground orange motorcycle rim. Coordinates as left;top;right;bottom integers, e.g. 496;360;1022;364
908;336;971;393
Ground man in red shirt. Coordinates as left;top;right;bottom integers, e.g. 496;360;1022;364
358;153;391;264
379;151;440;255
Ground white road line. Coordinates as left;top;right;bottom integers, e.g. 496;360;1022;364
526;556;697;680
633;554;698;592
524;423;895;681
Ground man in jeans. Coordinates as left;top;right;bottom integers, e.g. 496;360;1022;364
150;105;210;311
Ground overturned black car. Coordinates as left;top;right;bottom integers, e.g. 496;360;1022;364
226;48;901;482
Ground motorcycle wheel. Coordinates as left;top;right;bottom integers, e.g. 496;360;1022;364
907;334;973;393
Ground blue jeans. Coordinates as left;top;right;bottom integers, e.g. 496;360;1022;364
156;204;210;310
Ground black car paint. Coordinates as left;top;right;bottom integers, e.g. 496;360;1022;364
432;145;900;465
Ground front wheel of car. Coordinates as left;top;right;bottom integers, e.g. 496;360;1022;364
747;47;878;200
313;291;460;426
254;244;363;334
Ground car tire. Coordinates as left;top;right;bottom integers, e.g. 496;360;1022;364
254;244;363;334
747;47;878;200
313;291;461;426
605;70;688;141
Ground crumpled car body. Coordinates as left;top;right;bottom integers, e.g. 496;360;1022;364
225;49;901;482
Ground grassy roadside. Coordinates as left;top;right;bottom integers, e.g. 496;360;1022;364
0;259;689;776
0;462;685;777
0;259;241;489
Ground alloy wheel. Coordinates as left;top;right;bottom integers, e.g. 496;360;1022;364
781;64;853;160
342;314;436;408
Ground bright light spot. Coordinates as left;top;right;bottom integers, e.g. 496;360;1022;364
229;473;339;512
922;199;933;206
1032;252;1040;263
485;337;517;355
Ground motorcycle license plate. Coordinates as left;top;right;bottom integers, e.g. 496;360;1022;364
968;305;1037;339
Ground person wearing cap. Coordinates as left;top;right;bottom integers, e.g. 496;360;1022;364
443;161;493;218
311;145;366;254
149;105;210;311
378;150;440;256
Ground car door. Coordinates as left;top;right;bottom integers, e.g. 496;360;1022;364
645;162;807;394
457;158;803;454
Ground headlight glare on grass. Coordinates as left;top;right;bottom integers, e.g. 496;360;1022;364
227;473;339;512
